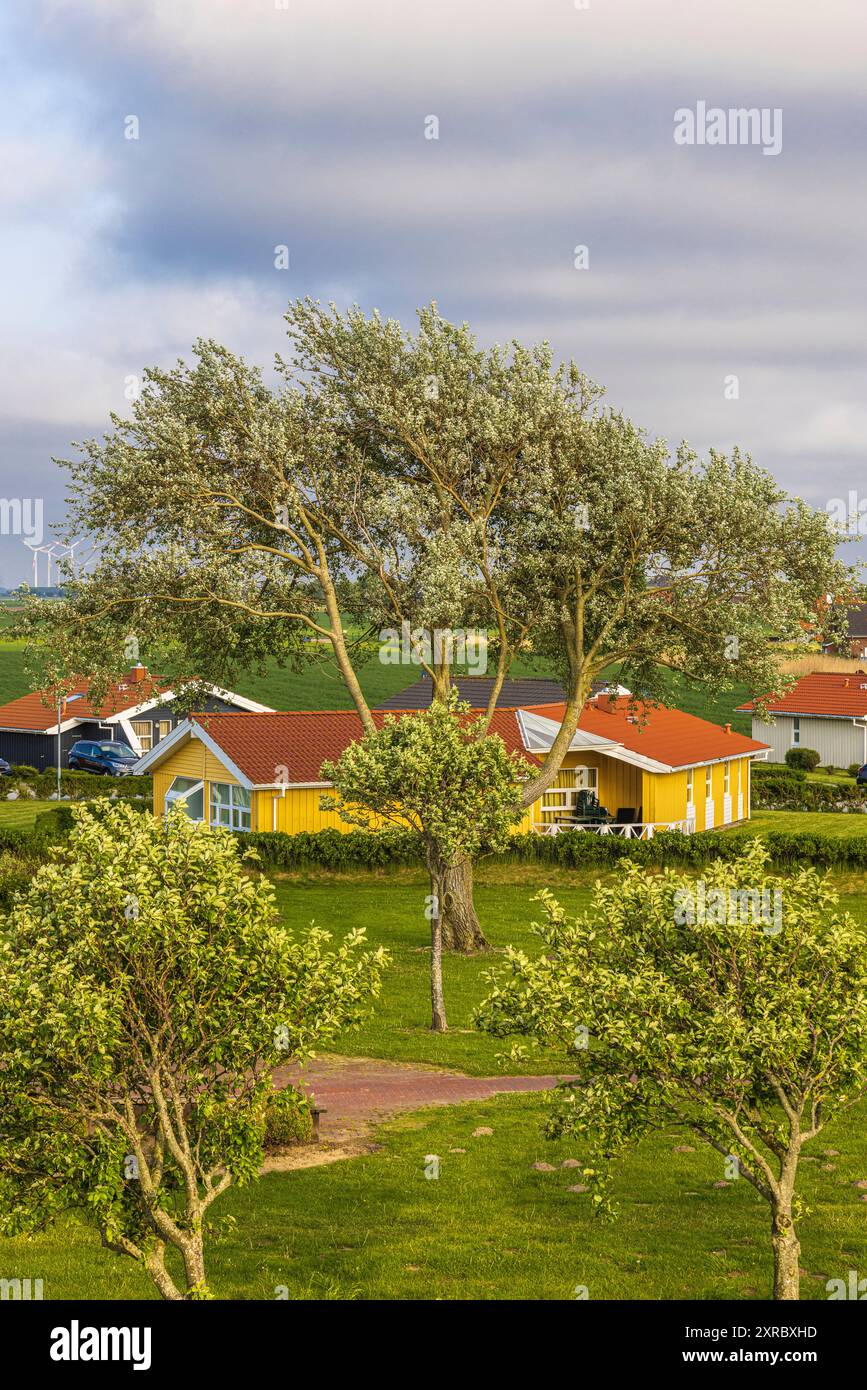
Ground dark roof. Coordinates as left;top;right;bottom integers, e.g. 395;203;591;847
376;676;609;710
846;604;867;639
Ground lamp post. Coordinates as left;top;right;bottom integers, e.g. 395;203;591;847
57;692;84;799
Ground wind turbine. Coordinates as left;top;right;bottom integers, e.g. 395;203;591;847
22;540;39;587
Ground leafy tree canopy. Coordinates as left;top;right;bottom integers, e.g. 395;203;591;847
476;843;867;1299
0;801;387;1299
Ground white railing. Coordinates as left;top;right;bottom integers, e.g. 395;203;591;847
535;818;696;839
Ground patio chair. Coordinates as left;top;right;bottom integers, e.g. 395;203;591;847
574;790;611;825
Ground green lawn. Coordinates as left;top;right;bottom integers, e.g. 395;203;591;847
729;809;867;838
0;633;752;729
5;1089;866;1301
272;873;589;1074
0;798;56;830
3;851;867;1300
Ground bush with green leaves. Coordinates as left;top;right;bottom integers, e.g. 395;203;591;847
476;842;867;1301
263;1088;315;1150
0;800;387;1301
785;747;821;771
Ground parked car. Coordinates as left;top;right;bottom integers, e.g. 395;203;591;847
0;756;10;776
857;764;867;786
68;740;139;775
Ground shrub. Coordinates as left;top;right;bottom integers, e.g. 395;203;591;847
785;748;821;771
750;761;805;783
849;764;863;777
262;1088;315;1150
238;824;867;873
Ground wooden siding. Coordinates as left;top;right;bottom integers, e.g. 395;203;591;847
151;737;756;837
751;713;866;769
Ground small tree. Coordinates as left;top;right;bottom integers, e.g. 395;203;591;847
321;700;525;1031
475;843;867;1300
0;801;387;1300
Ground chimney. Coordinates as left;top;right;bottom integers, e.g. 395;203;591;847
724;723;731;734
130;663;147;683
845;677;850;688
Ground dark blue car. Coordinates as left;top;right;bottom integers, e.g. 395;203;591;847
68;740;139;776
857;764;867;786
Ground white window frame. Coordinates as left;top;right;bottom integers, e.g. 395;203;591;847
165;775;205;823
686;769;694;801
723;762;730;795
209;781;252;832
792;717;801;746
131;719;153;752
705;767;713;798
540;766;598;820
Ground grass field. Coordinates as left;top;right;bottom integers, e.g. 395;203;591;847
0;616;753;727
5;1084;867;1301
730;809;867;838
0;628;862;1302
3;827;867;1298
0;798;56;829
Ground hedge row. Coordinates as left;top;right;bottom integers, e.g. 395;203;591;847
242;825;867;872
2;768;152;801
753;780;867;812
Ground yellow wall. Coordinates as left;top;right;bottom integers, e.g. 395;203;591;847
524;753;753;831
152;735;755;836
258;787;356;835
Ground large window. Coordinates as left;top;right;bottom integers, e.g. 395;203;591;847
165;776;204;822
209;781;252;832
131;719;153;752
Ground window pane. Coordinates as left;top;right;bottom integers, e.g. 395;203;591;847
167;777;204;822
131;720;153;752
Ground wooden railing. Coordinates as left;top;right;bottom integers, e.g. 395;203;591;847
535;818;696;839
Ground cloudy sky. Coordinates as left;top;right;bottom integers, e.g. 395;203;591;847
1;0;865;586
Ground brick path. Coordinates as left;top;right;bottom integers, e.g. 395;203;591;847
273;1053;574;1143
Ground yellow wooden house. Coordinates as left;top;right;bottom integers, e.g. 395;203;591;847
135;697;769;838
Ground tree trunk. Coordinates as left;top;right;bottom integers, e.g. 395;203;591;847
181;1230;212;1299
440;857;490;953
429;874;448;1033
145;1245;184;1301
771;1206;800;1300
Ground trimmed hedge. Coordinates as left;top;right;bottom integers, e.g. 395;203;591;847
241;825;867;872
753;780;867;812
752;763;807;784
1;770;152;801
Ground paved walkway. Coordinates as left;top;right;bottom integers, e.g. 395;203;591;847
273;1053;573;1144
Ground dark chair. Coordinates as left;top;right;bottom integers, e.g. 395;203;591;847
615;807;636;824
574;790;611;824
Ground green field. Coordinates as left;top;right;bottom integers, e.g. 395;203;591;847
3;854;867;1300
0;604;752;726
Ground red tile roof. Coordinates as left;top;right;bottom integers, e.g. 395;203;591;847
736;671;867;718
0;670;169;732
189;695;767;785
528;696;768;768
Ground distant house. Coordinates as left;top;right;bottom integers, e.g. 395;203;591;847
376;675;630;709
137;694;769;836
821;602;867;659
0;664;273;772
737;671;867;767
